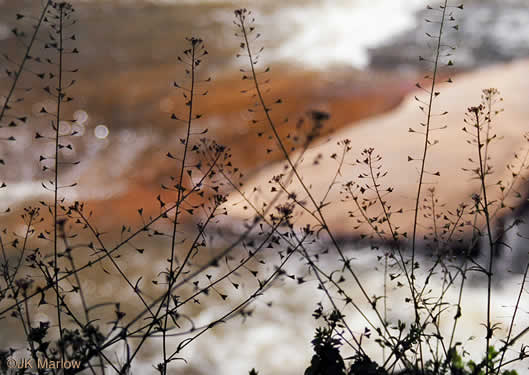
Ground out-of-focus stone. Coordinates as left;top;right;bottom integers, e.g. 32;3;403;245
73;67;418;227
222;60;529;250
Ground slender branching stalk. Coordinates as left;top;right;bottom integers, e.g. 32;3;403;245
53;3;67;357
0;0;51;124
234;11;402;365
162;37;205;375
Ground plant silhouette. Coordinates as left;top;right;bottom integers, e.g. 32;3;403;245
0;2;528;375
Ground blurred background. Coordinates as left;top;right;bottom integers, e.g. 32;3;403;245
1;0;529;374
1;0;529;211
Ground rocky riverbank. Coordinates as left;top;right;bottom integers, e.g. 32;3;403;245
1;0;528;235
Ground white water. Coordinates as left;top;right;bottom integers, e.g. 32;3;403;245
155;247;529;375
215;0;429;69
71;0;430;69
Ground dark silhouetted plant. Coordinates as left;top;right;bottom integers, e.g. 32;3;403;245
0;1;528;375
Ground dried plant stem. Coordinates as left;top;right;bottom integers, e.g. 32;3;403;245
411;0;448;274
0;6;51;356
448;262;467;351
496;261;529;374
3;2;529;373
469;92;493;254
365;151;414;290
162;38;198;375
53;3;65;359
109;215;282;365
410;1;449;369
219;162;406;363
0;0;51;123
166;232;306;359
0;154;219;317
211;143;393;358
69;151;224;367
474;109;496;375
23;292;44;375
75;209;157;318
0;227;43;375
123;205;219;370
236;12;394;351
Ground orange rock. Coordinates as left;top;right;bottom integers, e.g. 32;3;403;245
83;67;416;188
73;67;418;225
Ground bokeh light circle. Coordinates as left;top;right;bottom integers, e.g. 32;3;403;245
94;124;109;139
